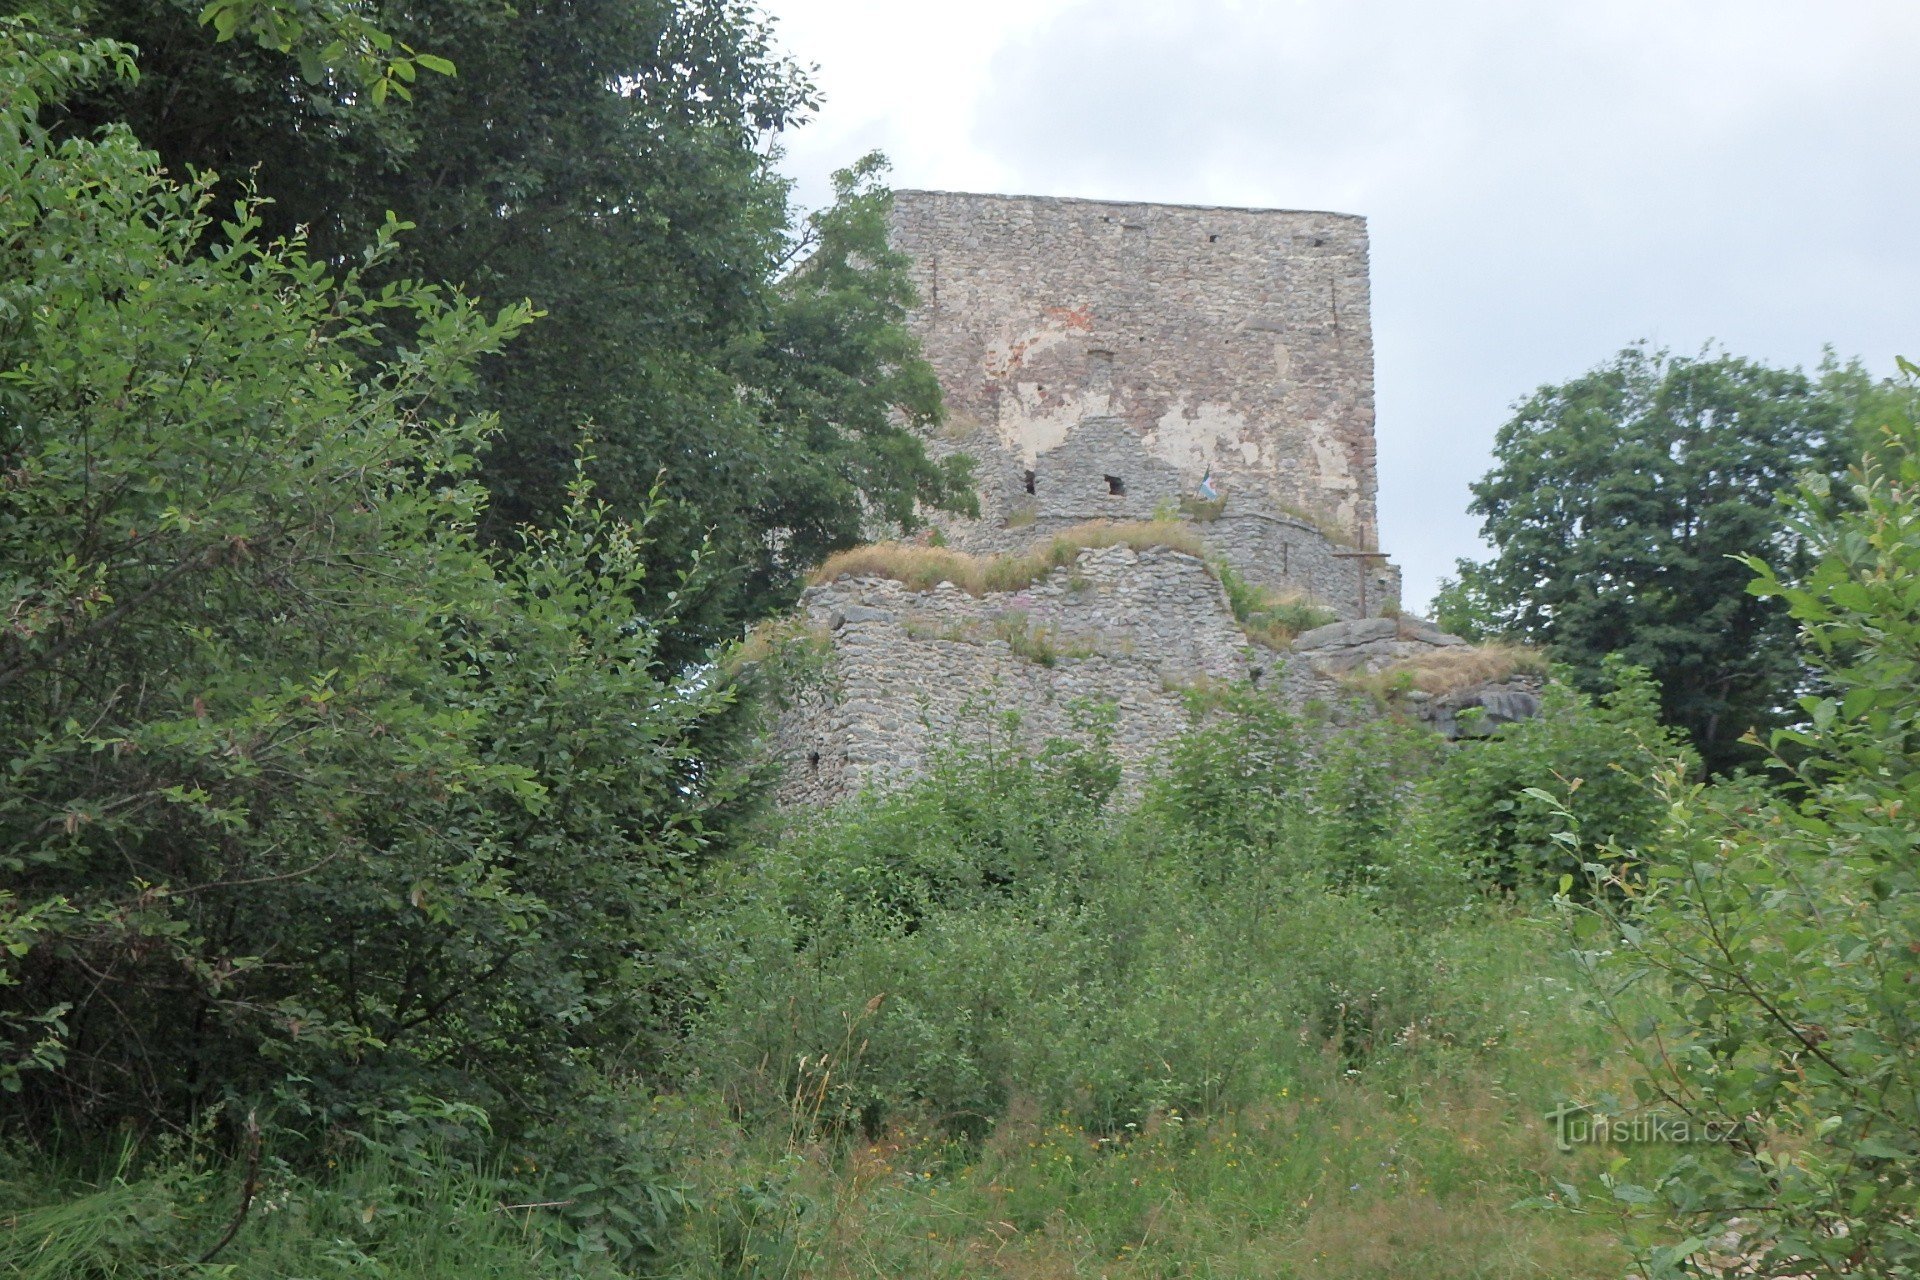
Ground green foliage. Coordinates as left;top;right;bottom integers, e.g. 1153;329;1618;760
687;695;1560;1148
0;1137;633;1279
1452;344;1855;772
1211;559;1337;647
740;153;977;563
1306;716;1458;905
1821;348;1920;468
1178;492;1228;521
1579;406;1920;1279
1142;685;1311;855
1427;572;1499;642
746;710;1120;930
1143;692;1463;912
57;0;970;654
1417;661;1692;894
0;26;746;1143
656;926;1634;1280
195;0;457;102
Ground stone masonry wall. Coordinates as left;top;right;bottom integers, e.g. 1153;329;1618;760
775;545;1272;806
891;191;1382;553
767;193;1487;807
936;507;1400;623
774;544;1468;807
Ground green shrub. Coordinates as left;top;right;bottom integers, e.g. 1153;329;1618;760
0;1137;634;1280
744;710;1120;932
1417;660;1691;893
1305;717;1465;913
1211;560;1338;647
0;24;750;1148
1139;683;1311;860
1577;414;1920;1279
687;697;1507;1145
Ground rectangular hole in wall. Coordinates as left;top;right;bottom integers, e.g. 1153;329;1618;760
1105;475;1125;496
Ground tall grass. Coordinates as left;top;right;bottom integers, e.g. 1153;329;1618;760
1212;558;1338;646
656;699;1667;1277
659;903;1642;1279
0;1139;628;1280
809;520;1206;595
1344;639;1551;697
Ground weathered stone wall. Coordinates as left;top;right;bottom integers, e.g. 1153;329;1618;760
773;544;1469;807
924;507;1397;621
765;192;1501;807
891;190;1384;564
775;545;1273;806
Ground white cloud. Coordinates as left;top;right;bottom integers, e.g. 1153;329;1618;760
765;0;1920;607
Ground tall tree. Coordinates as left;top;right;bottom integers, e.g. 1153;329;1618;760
0;16;758;1136
54;0;973;652
1587;397;1920;1278
1441;345;1852;772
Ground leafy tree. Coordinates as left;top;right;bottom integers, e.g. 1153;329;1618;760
1580;398;1920;1278
1820;349;1920;467
54;0;974;652
0;20;750;1139
1428;571;1498;642
736;152;977;584
1450;345;1852;772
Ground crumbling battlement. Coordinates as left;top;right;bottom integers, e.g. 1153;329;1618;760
891;190;1395;615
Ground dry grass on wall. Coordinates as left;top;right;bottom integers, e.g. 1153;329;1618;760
808;521;1207;597
1343;641;1549;699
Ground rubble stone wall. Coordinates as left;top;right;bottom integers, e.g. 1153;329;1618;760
775;545;1270;806
891;190;1383;562
772;545;1474;807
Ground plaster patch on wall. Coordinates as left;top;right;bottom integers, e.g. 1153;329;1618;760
1308;430;1361;529
981;314;1084;380
887;190;1390;569
1144;400;1259;473
1001;384;1113;466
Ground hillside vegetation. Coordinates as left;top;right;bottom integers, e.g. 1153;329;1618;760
5;7;1920;1280
5;678;1682;1278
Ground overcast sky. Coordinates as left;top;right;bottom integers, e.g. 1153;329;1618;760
759;0;1918;610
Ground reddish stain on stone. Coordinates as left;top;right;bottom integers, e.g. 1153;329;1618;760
1043;304;1095;332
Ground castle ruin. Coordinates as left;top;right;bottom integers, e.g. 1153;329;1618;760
897;191;1398;617
772;192;1489;805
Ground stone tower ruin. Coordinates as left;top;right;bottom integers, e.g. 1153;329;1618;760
769;192;1471;806
893;190;1399;617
